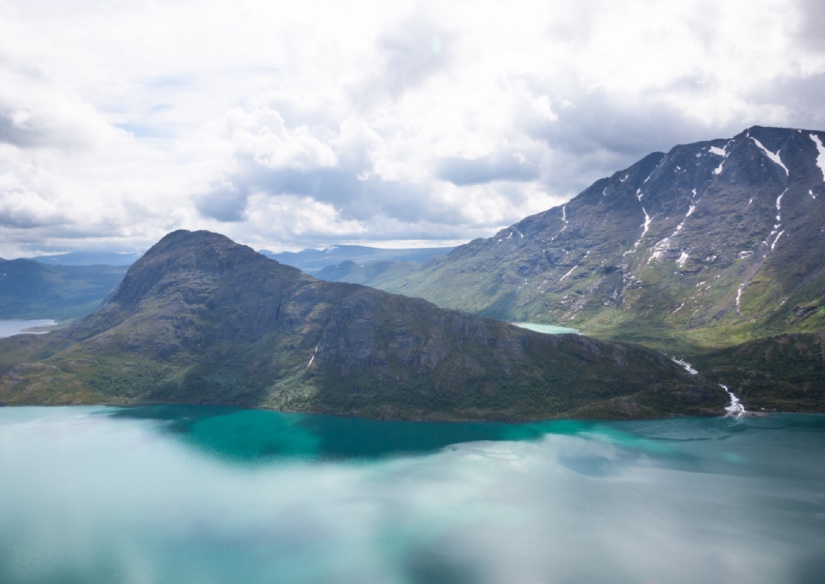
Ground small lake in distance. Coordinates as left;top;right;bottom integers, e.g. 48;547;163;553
1;406;824;583
511;322;580;334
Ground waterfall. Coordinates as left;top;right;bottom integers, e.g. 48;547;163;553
719;384;746;417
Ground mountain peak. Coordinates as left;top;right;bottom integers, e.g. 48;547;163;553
333;126;825;356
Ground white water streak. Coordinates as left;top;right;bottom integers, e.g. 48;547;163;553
671;357;698;375
306;345;319;369
720;384;746;417
735;284;745;315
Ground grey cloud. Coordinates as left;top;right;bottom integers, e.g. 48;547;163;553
435;153;540;186
794;0;825;51
0;209;56;229
746;73;825;131
0;102;96;151
355;9;452;104
243;164;465;225
0;110;52;149
528;90;724;159
195;183;249;222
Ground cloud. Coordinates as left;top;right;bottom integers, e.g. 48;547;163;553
355;7;453;104
2;0;825;256
436;153;540;186
196;179;249;223
793;0;825;51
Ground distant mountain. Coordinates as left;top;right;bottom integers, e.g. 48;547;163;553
0;230;725;420
0;259;128;320
31;251;142;266
261;244;453;275
334;126;825;354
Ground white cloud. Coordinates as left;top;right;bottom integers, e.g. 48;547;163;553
0;0;824;256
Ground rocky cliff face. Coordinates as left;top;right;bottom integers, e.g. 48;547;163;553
0;230;725;420
335;126;825;352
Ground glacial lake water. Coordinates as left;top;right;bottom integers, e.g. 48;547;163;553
512;322;580;334
1;406;824;584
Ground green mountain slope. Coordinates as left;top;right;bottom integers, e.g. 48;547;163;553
0;230;725;420
0;259;128;320
691;332;825;413
334;126;825;354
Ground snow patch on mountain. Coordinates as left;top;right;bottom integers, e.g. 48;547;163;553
711;142;731;175
810;134;825;182
749;136;789;176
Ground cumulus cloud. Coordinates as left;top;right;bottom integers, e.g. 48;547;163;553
1;0;825;256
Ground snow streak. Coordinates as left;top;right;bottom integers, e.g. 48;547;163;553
749;136;789;175
633;207;651;250
771;230;785;250
810;134;825;182
649;203;695;264
765;188;788;251
558;265;576;283
775;189;786;222
710;142;731;175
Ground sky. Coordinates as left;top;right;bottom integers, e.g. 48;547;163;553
2;0;825;257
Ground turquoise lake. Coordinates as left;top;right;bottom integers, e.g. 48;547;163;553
1;406;824;584
511;322;580;334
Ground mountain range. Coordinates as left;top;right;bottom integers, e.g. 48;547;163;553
0;230;725;420
0;126;822;418
261;245;453;275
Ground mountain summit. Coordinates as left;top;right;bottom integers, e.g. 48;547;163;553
338;126;825;352
0;230;724;420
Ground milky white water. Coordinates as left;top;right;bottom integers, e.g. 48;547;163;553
1;406;823;584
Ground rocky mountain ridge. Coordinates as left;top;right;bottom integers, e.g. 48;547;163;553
326;126;825;353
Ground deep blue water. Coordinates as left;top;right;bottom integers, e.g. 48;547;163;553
1;406;824;583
